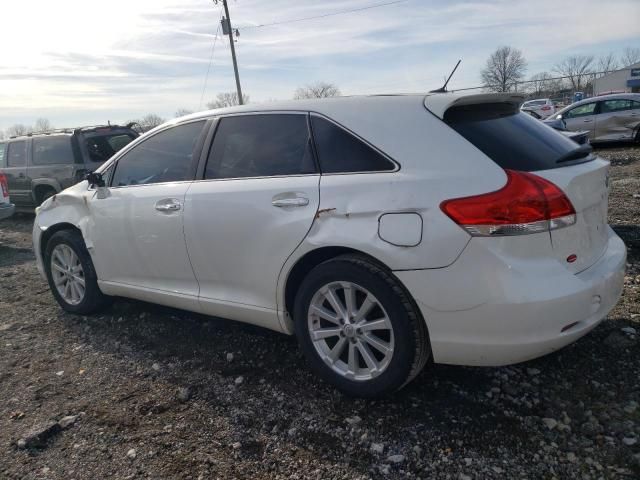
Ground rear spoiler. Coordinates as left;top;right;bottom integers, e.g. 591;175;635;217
424;93;525;119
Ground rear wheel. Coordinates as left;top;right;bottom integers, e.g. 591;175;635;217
294;254;430;397
44;230;111;314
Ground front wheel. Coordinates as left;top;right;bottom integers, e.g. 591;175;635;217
294;254;430;397
44;230;111;314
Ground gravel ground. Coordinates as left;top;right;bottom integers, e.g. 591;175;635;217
0;144;639;479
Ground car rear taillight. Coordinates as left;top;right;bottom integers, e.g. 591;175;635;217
440;170;576;236
0;173;8;198
541;105;551;111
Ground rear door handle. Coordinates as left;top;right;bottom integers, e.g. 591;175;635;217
155;198;182;212
272;196;309;207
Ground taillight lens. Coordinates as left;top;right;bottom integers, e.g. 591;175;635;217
440;170;576;236
541;105;551;111
0;173;8;198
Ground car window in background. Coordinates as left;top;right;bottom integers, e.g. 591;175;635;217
85;132;136;163
311;116;395;173
205;114;315;179
0;143;5;167
7;141;27;167
600;99;633;113
32;136;74;165
111;121;205;187
564;103;596;118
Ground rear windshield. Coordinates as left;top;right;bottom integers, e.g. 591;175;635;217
84;131;137;163
444;103;592;171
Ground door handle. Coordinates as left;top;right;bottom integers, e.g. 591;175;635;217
272;197;309;207
18;173;25;178
583;119;592;123
155;198;182;212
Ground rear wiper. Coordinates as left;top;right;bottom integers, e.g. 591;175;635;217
556;144;592;164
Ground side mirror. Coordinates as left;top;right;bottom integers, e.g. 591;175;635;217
86;171;105;188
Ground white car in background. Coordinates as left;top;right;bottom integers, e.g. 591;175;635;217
32;93;626;397
0;169;16;220
521;98;556;118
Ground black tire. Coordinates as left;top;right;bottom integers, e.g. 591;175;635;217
44;230;111;314
294;254;430;398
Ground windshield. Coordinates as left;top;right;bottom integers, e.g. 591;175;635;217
444;102;592;171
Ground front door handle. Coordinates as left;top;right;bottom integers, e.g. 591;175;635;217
272;197;309;207
583;119;592;123
155;198;182;212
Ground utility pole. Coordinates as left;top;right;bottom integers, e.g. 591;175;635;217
218;0;243;105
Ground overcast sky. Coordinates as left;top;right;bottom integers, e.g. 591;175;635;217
1;0;639;131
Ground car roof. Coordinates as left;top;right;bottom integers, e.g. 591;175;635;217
7;124;135;141
151;92;526;133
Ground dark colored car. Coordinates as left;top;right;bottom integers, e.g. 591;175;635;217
0;125;138;208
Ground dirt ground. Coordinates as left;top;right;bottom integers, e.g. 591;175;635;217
0;145;639;479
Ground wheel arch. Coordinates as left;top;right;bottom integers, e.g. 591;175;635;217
281;246;426;335
40;222;82;261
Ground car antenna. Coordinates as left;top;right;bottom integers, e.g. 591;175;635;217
429;59;461;93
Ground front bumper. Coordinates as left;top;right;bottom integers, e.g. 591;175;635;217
396;226;626;366
0;203;15;220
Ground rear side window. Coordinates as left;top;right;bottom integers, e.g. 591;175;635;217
205;114;315;179
111;121;205;187
445;103;590;172
85;132;136;163
7;141;27;167
33;136;74;165
310;116;395;173
600;99;633;113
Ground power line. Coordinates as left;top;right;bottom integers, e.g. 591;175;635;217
239;0;410;29
199;11;223;110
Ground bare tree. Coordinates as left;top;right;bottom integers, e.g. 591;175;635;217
553;55;594;91
6;124;32;137
527;72;563;97
621;47;640;67
175;109;194;117
135;114;166;129
34;118;53;133
206;92;250;109
293;82;341;99
480;46;527;92
597;53;619;76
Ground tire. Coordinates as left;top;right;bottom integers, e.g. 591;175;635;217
294;254;430;397
44;230;111;314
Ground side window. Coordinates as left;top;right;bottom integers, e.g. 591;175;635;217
600;99;632;113
565;103;596;118
7;141;27;167
85;133;136;163
0;143;5;167
633;101;640;110
32;136;74;165
310;116;395;173
205;114;315;179
111;121;205;187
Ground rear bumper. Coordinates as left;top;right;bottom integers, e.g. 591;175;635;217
396;226;626;366
0;203;15;220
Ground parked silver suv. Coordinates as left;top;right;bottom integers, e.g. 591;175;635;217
0;125;138;208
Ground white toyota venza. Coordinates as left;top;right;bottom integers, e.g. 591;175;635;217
33;93;626;397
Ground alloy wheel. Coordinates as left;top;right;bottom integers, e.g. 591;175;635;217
51;244;86;305
307;281;395;381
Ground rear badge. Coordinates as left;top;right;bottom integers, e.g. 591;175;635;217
566;254;577;263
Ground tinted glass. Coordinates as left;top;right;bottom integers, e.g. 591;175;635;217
85;132;136;163
633;101;640;110
205;114;315;179
33;136;74;165
0;143;5;167
7;141;27;167
310;116;395;173
600;99;632;113
565;103;596;118
445;103;591;171
111;121;205;187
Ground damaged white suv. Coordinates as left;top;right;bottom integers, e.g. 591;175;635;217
33;94;626;397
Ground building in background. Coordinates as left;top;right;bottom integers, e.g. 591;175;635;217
594;63;640;95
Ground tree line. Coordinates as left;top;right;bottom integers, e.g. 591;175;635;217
481;46;640;95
